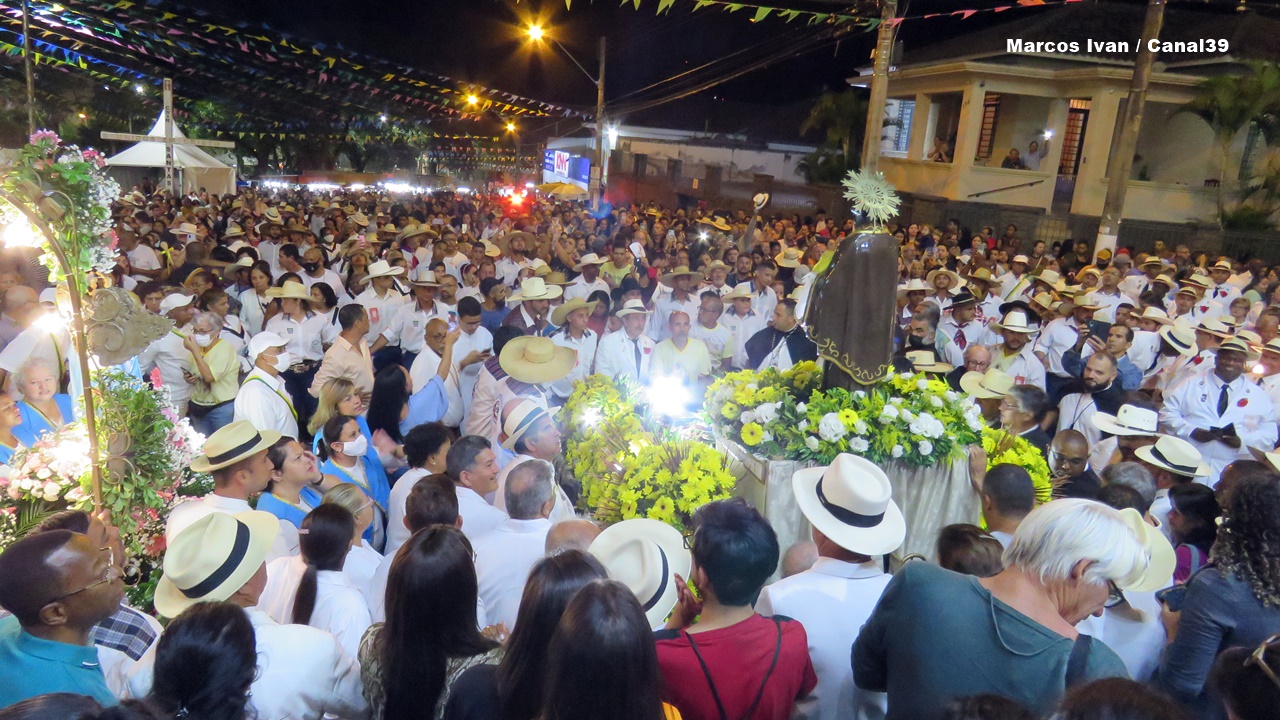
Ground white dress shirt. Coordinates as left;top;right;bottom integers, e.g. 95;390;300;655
563;276;610;303
408;347;465;427
456;485;509;542
259;554;307;624
238;288;269;337
990;342;1047;390
353;286;407;345
756;558;891;720
595;331;655;384
368;552;487;629
265;313;327;362
494;453;576;525
750;282;778;320
383;300;451;354
138;330;193;412
1160;371;1277;484
550;328;599;399
385;467;431;558
128;606;367;720
234;368;299;439
343;540;383;610
648;292;702;342
309;570;372;660
721;309;767;369
1034;317;1084;378
301;269;352;305
165;493;296;563
472;517;553;630
939;317;994;350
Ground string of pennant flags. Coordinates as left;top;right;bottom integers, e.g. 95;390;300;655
593;0;1083;26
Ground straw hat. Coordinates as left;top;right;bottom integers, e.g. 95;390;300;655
409;267;441;287
660;266;705;286
1140;257;1166;270
989;310;1036;334
1210;259;1233;273
1196;316;1231;339
1033;270;1062;288
905;350;953;374
1137;307;1171;326
551;298;598;328
509;277;562;302
1216;336;1259;361
1115;507;1176;593
266;281;312;302
190;420;283;473
154;510;280;618
792;454;905;556
1135;435;1211;478
263;208;284;225
775;248;804;268
700;217;731;232
401;225;437;242
722;285;753;302
360;260;405;285
543;272;570;286
230;256;254;270
615;299;651;317
1158;323;1198;356
589;518;691;629
173;222;201;238
1071;293;1105;312
1153;274;1176;288
351;212;370;227
1260;338;1280;356
223;225;245;239
960;368;1015;399
572;253;608;272
499;336;576;384
1181;273;1210;289
530;259;552;278
500;400;553;451
481;241;502;258
1091;405;1159;437
1011;254;1030;265
1029;292;1056;311
963;267;996;287
896;279;929;297
925;268;961;288
378;223;399;236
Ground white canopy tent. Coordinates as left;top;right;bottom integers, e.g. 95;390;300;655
105;111;236;196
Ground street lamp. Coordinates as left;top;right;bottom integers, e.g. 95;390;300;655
526;23;606;211
466;93;479;106
506;121;517;133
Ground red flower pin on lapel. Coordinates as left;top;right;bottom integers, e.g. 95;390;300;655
1238;398;1248;408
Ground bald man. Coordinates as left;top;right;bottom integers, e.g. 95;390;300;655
545;519;602;555
408;317;464;426
946;343;992;391
652;311;714;386
1050;429;1100;499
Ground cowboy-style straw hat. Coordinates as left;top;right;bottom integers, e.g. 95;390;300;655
481;241;502;258
615;298;651;317
1140;256;1166;270
173;222;201;238
572;253;608;272
1032;270;1063;288
1159;323;1198;357
154;510;280;618
1137;307;1172;326
542;272;570;286
963;267;996;286
351;212;370;227
1091;405;1159;437
660;266;705;286
1070;293;1105;312
1135;435;1211;478
1115;507;1176;592
401;225;438;242
263;208;284;225
589;518;691;628
896;279;929;297
266;281;312;302
509;277;562;302
409;267;441;287
989;310;1036;334
223;224;245;239
960;368;1015;399
499;336;576;385
698;217;731;232
905;350;954;374
925;268;961;288
190;420;283;473
775;248;804;268
361;260;406;284
792;453;905;556
551;298;598;328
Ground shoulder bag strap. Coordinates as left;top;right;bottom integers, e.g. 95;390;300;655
684;631;729;720
1065;634;1092;688
740;617;785;720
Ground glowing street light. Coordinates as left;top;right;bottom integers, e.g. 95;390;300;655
527;24;545;41
506;121;517;133
466;94;479;106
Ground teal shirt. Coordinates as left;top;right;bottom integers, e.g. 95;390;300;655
853;562;1128;720
0;615;117;708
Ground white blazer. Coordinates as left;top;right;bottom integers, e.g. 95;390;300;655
595;331;655;384
128;606;367;720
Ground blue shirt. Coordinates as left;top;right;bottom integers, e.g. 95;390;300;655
0;615;117;707
255;492;313;531
13;395;76;447
318;454;391;548
401;375;448;437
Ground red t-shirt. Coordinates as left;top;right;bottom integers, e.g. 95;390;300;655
655;614;817;720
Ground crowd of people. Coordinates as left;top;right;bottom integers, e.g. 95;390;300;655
0;184;1276;720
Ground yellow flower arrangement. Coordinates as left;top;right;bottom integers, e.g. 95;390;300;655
982;427;1053;504
704;364;818;458
740;422;765;446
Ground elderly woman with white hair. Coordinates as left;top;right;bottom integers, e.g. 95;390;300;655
12;358;74;447
853;499;1159;720
184;310;241;436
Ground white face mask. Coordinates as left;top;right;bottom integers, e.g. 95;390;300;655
340;435;368;457
192;333;214;348
270;350;292;372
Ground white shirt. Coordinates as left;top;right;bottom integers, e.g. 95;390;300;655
1056;390;1104;448
343;540;383;609
563;276;610;303
463;364;501;441
689;322;735;365
382;300;450;354
308;570;372;660
595;331;655;384
456;485;509;542
165;493;297;564
750;282;778;320
259;554;306;624
96;608;164;698
494;453;576;525
385;467;431;558
265;313;327;362
127;244;161;282
455;326;494;419
940;317;994;350
353;286;407;345
234;368;299;439
756;558;891;720
138;330;193;410
1034;317;1084;377
408;346;465;427
238;288;269;337
472;517;553;630
1075;590;1167;682
648;292;702;342
495;256;532;286
721;309;767;369
549;329;599;399
366;549;489;629
128;606;367;720
301;269;352;305
1160;371;1277;484
990;342;1047;390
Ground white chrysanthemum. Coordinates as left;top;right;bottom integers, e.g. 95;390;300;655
853;420;868;435
919;440;934;456
818;413;847;442
756;402;780;424
805;436;821;451
880;405;899;420
739;410;756;424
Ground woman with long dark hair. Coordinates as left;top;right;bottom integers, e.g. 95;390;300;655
142;601;256;720
538;580;672;720
359;526;500;720
1167;483;1220;584
444;550;607;720
292;504;370;659
366;354;455;443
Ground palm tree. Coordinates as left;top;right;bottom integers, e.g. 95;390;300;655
800;90;869;171
1181;61;1280;218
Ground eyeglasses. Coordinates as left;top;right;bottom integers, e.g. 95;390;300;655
1247;634;1280;691
681;529;694;550
53;547;116;601
1105;580;1126;609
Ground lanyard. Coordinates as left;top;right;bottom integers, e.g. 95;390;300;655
28;401;64;431
249;377;297;419
329;461;386;516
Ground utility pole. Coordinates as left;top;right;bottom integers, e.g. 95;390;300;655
592;36;607;212
1094;0;1166;260
860;0;898;174
22;0;35;135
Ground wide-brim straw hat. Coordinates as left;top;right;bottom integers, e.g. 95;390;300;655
401;225;438;241
510;277;563;302
660;266;705;286
154;510;280;618
573;253;608;272
551;299;598;328
905;350;953;374
499;231;537;252
361;260;406;284
351;212;370;227
589;518;691;629
1137;307;1172;326
792;453;905;556
963;267;996;286
1196;317;1232;339
263;209;284;225
1071;293;1105;312
722;285;753;302
925;268;961;288
499;336;576;384
1033;270;1062;287
409;268;441;287
896;279;929;297
1181;273;1211;289
1114;507;1176;592
960;368;1015;399
500;400;552;451
223;225;245;239
615;299;651;317
1135;435;1211;478
1092;405;1159;437
1159;323;1198;357
989;310;1036;334
190;420;283;473
775;248;804;268
265;281;312;302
